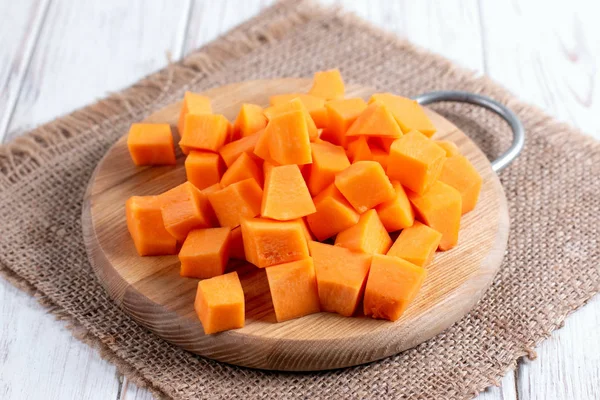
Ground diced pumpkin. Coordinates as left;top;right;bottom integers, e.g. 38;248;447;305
179;227;231;279
407;181;462;251
180;114;229;152
233;103;268;139
185;151;224;190
345;103;402;139
296;218;314;241
436;140;460;157
335;161;396;213
375;181;415;232
266;109;312;165
346;136;372;163
306;184;360;241
387;221;442;267
265;258;320;322
207;178;263;228
387;130;446;194
241;218;309;268
264;98;318;140
194;271;244;334
159;181;215;241
308;69;345;100
261;164;316;220
335;209;392;254
269;93;328;128
252;128;276;164
126;196;177;256
438;153;482;214
127;123;176;166
309;241;371;317
322;98;368;146
218;133;261;167
369;93;436;137
229;226;246;260
220;152;263;187
307;141;351;196
178;92;212;137
373;137;395;152
370;145;389;170
363;254;427;321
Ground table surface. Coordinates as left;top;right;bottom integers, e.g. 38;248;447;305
0;1;598;399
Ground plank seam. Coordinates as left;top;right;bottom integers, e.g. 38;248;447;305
0;0;52;143
175;0;194;60
476;0;489;75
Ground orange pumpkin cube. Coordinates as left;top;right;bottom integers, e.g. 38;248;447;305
252;128;276;164
335;209;392;254
126;196;177;256
268;93;328;129
307;141;350;196
159;181;215;242
265;110;312;165
179;227;231;279
180;113;229;152
241;218;309;268
436;140;460;156
127;123;176;166
370;145;389;170
335;161;395;213
229;226;246;260
261;165;315;220
309;241;372;317
219;133;261;167
296;218;314;241
373;136;395;152
345;103;403;139
321;98;367;146
264;98;318;140
207;178;263;228
306;184;360;241
387;221;442;267
233;103;267;140
194;271;245;334
185;151;224;190
363;254;427;321
265;258;320;322
308;69;345;100
220;152;263;187
438;153;483;214
387;130;446;195
369;93;436;137
177;91;212;137
375;181;415;232
346;136;372;163
407;181;462;250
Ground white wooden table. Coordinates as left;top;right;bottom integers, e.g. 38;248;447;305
1;1;598;399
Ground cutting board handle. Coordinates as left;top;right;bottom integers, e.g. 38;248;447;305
414;90;525;173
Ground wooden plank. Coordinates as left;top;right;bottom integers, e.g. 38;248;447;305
480;1;600;399
0;279;121;400
3;0;189;143
0;0;50;142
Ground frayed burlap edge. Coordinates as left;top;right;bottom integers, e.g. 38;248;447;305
1;0;599;399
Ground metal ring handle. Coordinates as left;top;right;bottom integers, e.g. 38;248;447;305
413;91;525;172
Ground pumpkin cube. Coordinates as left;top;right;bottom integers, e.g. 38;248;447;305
387;130;446;194
387;221;442;267
265;110;312;165
177;91;212;137
363;254;427;321
370;145;389;170
219;133;261;167
307;141;350;196
233;103;267;140
346;136;372;163
436;140;460;156
207;178;263;228
194;272;245;334
407;181;462;250
309;241;372;317
264;98;318;140
345;103;402;139
369;93;436;137
335;161;395;213
180;113;229;152
438;153;483;214
220;152;263;187
241;218;309;268
269;93;328;129
179;227;231;279
126;196;177;256
321;98;367;146
229;226;246;260
185;151;224;190
375;181;415;232
261;165;315;220
127;123;176;166
265;258;320;322
306;184;359;241
335;209;392;254
308;69;345;100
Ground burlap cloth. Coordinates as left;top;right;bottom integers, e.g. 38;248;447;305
1;1;599;399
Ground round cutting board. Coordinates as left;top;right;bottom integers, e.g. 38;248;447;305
82;78;509;371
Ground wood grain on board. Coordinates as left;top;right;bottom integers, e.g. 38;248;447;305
82;78;509;371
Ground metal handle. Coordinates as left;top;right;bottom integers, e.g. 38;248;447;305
413;90;525;172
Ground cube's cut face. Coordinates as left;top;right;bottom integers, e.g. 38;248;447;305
207;178;263;228
179;227;231;279
305;184;359;241
180;113;229;152
125;196;177;256
127;123;176;166
335;161;396;213
185;151;223;190
335;209;392;255
194;272;245;334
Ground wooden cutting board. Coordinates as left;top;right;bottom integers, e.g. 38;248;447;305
82;78;509;372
